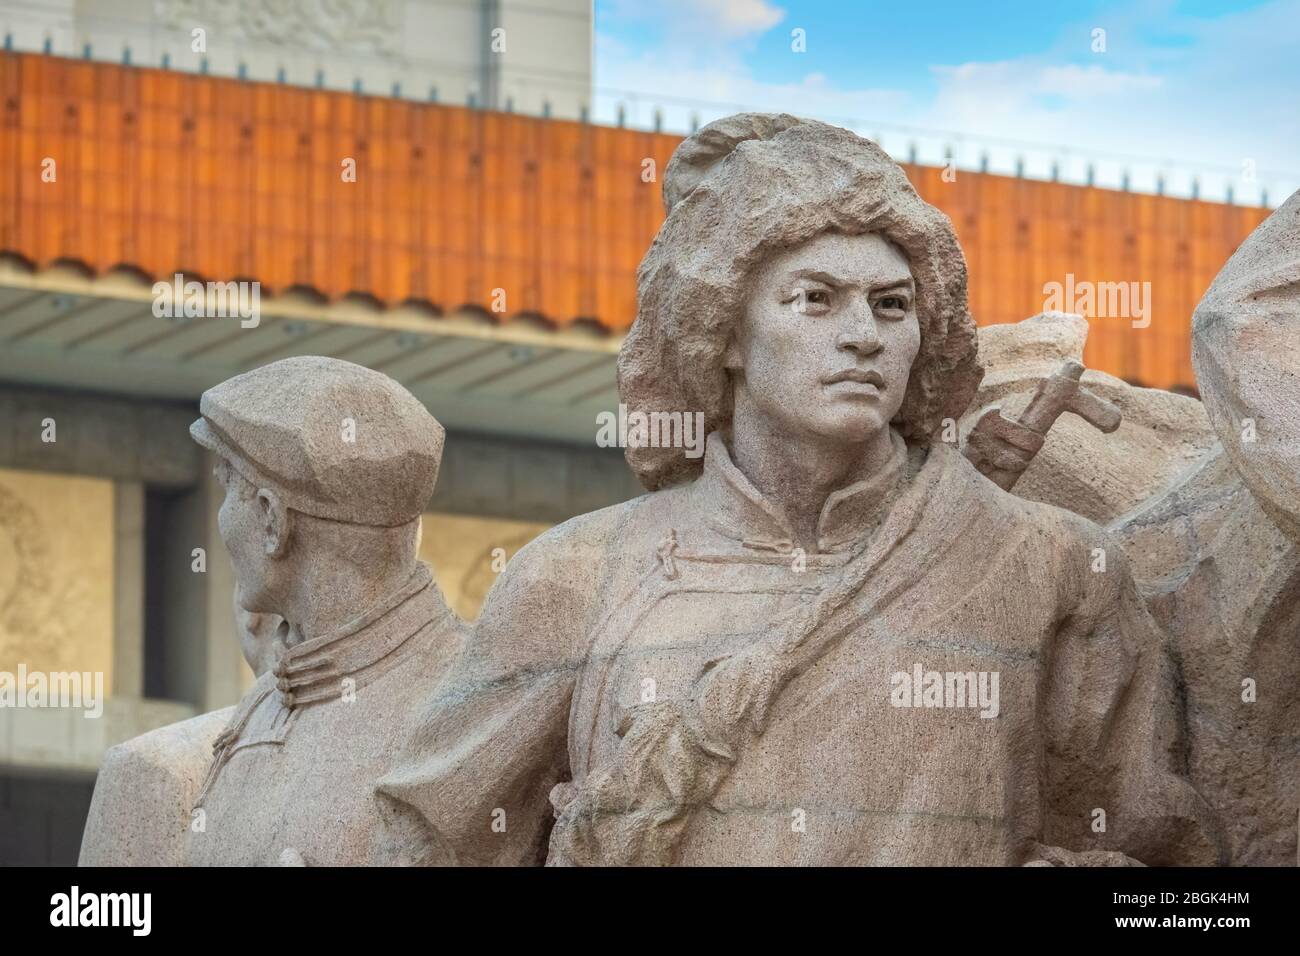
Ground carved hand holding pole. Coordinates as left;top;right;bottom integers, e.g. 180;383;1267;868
963;359;1122;490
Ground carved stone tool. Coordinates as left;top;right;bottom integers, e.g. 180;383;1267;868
963;359;1122;490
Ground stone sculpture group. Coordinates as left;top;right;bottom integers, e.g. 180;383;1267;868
79;114;1299;866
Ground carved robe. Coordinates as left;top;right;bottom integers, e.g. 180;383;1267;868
1114;188;1300;865
380;433;1219;866
79;707;233;866
1118;448;1300;865
185;563;462;866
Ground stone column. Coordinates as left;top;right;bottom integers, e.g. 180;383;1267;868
111;479;145;699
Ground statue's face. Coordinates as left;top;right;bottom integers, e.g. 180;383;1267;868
214;456;277;614
730;231;920;444
234;595;281;676
1192;189;1300;542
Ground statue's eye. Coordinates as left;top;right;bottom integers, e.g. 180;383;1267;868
875;295;907;313
789;288;832;314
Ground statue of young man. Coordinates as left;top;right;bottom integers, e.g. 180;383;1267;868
379;114;1219;866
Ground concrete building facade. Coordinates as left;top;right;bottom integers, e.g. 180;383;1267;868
0;0;592;116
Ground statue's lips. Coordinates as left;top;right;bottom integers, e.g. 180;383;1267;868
822;368;884;396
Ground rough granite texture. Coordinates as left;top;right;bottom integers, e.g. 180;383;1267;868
1115;189;1300;865
80;357;464;866
190;356;445;527
376;115;1220;867
958;193;1300;865
78;708;233;866
79;116;1295;868
962;312;1215;525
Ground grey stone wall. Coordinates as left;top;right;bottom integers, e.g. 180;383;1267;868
0;383;643;521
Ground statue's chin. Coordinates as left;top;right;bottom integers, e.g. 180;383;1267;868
808;415;891;448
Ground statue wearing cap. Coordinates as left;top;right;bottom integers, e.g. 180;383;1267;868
81;357;464;866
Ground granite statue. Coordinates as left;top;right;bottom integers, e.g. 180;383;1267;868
80;356;464;866
377;114;1220;867
1116;191;1300;865
957;191;1300;865
78;115;1297;870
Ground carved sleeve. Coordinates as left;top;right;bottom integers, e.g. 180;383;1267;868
1038;520;1224;865
374;520;611;866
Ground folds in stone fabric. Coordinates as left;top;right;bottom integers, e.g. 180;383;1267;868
378;439;1221;866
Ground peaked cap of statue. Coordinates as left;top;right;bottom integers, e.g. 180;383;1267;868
190;356;445;527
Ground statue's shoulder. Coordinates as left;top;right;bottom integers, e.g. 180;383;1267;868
102;706;235;777
79;706;234;866
507;485;683;581
944;442;1123;577
476;486;686;655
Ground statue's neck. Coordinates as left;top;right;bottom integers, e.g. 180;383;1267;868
728;419;896;551
277;560;415;645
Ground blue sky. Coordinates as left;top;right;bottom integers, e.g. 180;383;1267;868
593;0;1299;203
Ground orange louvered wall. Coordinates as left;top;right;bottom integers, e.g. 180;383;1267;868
0;52;1270;391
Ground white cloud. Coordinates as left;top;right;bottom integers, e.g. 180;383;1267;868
699;0;786;36
595;0;1300;203
1037;64;1162;98
914;1;1300;200
919;34;1296;200
594;31;909;136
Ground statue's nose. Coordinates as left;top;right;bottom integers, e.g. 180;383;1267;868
836;317;882;355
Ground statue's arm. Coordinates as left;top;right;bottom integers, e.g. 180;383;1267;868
1037;520;1223;866
375;515;614;866
78;707;233;866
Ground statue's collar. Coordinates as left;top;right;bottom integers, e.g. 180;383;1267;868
269;563;447;707
692;429;910;554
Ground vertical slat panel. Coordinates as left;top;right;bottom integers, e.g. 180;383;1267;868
0;51;1275;391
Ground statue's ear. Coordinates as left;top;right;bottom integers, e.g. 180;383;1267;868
257;488;293;558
